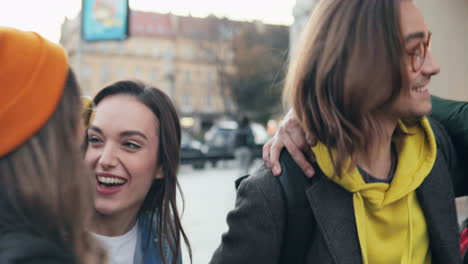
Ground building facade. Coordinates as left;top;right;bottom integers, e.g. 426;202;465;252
61;11;247;132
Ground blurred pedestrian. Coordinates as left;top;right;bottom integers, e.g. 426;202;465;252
211;1;467;263
83;80;191;264
0;27;105;264
233;115;255;176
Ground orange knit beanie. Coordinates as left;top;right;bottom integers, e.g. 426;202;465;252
0;27;68;157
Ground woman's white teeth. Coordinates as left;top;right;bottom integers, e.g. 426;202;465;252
97;176;126;185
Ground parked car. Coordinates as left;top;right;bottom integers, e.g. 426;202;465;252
203;120;269;167
180;131;205;169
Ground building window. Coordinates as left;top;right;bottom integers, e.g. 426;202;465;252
82;64;91;81
226;50;235;62
135;44;145;56
166;46;174;57
116;42;125;55
134;66;143;79
146;24;154;33
204;80;215;112
151;68;158;82
183;95;192;113
205;94;212;111
206;71;215;84
136;24;143;33
157;24;164;33
206;50;216;62
152;47;159;58
101;64;110;83
183;47;193;59
185;70;191;83
115;65;124;79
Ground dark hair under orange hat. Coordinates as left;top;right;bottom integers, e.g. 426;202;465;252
0;27;68;157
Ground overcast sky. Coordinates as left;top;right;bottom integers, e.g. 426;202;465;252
0;0;295;43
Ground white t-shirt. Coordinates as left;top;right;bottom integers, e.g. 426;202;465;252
92;223;139;264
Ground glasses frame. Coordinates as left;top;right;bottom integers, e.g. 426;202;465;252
409;31;432;72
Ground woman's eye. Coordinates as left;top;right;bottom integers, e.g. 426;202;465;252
88;136;102;144
124;142;142;149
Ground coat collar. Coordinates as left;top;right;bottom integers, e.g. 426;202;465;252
306;173;363;263
415;154;461;264
306;157;462;264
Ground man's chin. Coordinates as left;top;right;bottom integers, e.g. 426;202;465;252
408;102;432;118
401;109;431;123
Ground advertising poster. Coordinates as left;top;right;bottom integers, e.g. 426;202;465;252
82;0;129;41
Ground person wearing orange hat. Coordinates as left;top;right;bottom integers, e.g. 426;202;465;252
0;27;106;264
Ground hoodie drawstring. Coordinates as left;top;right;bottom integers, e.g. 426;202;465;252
353;193;369;264
402;194;414;264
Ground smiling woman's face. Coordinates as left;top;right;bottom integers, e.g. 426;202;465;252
85;94;161;218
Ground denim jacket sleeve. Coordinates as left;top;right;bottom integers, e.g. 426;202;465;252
134;212;183;264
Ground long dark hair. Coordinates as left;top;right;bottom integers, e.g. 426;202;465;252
0;69;106;263
92;80;191;264
285;0;408;176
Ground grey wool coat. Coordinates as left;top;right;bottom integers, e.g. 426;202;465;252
210;120;468;264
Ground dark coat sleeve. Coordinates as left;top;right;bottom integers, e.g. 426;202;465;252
209;166;285;264
0;232;75;264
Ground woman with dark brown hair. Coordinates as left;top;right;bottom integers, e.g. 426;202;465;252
0;27;105;263
83;80;191;264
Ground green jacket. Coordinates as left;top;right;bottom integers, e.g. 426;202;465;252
431;95;468;163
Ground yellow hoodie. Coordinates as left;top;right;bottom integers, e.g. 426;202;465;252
312;117;436;264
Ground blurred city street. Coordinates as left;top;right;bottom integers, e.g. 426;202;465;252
457;197;468;226
178;159;263;264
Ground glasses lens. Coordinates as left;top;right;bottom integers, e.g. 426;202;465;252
412;44;424;71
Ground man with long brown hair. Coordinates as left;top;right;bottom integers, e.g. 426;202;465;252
211;0;467;263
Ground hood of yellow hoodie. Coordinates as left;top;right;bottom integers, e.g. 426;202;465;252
312;117;436;264
312;117;437;207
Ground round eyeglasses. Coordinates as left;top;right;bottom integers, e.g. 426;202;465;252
409;32;432;72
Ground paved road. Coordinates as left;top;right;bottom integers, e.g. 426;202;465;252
179;160;255;264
